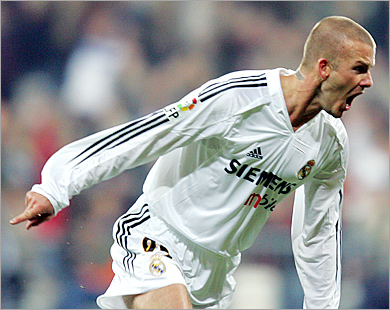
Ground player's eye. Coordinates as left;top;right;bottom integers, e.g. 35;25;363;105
353;65;368;74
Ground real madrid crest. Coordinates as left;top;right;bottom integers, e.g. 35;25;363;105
297;160;315;180
149;254;166;276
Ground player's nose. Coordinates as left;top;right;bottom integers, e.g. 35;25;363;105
361;70;373;88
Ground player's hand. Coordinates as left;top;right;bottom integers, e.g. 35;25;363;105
10;191;55;230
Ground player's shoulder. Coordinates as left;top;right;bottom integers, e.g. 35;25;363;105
196;69;270;103
218;69;268;79
201;69;268;88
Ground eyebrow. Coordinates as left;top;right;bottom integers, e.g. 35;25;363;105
355;60;375;69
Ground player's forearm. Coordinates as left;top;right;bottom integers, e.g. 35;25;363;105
293;238;341;308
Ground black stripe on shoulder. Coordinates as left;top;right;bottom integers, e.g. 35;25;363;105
198;73;267;102
200;82;267;102
200;73;266;96
107;117;169;151
69;110;168;166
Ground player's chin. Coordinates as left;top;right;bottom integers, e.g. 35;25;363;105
334;110;345;118
325;108;344;118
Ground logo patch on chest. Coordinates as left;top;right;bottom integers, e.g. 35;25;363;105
246;147;263;159
297;160;315;180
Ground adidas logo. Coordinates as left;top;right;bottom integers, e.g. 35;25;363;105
246;147;263;159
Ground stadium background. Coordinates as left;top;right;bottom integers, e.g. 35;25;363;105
1;1;388;308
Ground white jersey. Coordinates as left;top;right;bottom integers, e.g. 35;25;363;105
32;68;348;308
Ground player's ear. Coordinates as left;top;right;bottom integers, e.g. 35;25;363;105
317;58;332;80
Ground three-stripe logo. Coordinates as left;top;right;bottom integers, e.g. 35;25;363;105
198;73;267;102
69;110;169;166
246;147;263;159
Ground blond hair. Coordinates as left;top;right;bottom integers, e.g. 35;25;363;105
300;16;376;70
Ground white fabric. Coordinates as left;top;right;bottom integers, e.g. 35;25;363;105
32;68;348;308
96;194;240;309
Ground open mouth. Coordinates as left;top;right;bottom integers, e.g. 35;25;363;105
345;93;361;110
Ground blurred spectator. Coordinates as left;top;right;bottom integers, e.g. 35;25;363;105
60;3;136;135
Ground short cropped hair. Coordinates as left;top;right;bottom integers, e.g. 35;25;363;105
300;16;376;70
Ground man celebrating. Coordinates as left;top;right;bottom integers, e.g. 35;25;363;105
11;16;375;309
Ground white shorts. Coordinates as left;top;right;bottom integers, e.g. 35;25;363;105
96;195;241;309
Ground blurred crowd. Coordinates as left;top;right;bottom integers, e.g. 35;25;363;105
1;2;388;309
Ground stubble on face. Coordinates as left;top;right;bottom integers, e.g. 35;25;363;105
318;42;375;118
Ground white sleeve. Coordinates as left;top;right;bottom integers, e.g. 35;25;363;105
31;85;240;215
31;109;174;214
291;140;349;309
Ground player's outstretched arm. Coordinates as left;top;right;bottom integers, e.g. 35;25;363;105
9;191;55;230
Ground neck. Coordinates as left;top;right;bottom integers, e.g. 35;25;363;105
280;69;322;131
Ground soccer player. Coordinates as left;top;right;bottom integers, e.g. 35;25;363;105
10;16;376;309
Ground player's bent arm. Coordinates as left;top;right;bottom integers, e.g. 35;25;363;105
10;110;177;228
11;89;237;219
17;112;180;216
10;75;254;227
